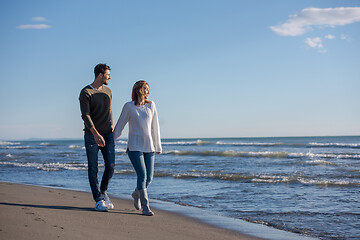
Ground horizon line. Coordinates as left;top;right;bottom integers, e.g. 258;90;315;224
1;135;360;142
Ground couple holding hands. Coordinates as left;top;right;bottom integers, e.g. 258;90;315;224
79;63;161;216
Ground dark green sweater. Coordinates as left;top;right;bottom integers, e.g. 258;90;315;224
79;85;113;134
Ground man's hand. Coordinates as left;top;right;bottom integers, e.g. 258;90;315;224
90;127;106;147
94;134;106;147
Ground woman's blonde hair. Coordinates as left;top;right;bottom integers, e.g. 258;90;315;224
132;80;150;106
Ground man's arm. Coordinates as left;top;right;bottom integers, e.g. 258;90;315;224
79;89;105;147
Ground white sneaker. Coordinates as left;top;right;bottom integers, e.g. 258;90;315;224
95;200;108;212
101;193;114;209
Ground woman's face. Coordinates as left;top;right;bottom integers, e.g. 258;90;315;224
142;84;150;99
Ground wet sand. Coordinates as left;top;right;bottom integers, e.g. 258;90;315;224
0;182;261;240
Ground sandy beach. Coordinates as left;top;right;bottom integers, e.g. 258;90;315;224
0;182;261;240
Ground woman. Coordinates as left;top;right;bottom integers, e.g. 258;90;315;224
114;80;162;216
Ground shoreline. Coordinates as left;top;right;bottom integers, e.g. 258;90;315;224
0;182;260;240
0;182;318;240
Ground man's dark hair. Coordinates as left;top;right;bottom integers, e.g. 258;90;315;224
94;64;111;78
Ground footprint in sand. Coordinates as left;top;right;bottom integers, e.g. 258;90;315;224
52;225;64;230
34;217;46;223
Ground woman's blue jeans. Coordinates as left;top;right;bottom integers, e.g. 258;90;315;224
127;150;155;190
84;133;115;202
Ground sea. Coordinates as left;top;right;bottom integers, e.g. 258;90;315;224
0;136;359;240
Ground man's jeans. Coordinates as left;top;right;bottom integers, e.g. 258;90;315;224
127;150;155;190
84;133;115;202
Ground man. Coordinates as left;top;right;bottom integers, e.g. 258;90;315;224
79;63;115;212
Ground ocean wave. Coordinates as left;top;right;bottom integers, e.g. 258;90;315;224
216;141;284;147
163;150;360;160
116;139;210;146
163;150;288;158
0;141;21;146
172;172;254;181
162;140;211;146
0;161;88;171
297;178;360;187
303;152;360;159
161;140;360;149
250;175;360;187
309;142;360;148
115;147;127;153
116;140;128;145
68;145;85;150
1;158;358;187
40;142;58;146
155;170;360;187
114;169;171;176
305;160;336;165
114;169;134;175
215;141;360;149
1;145;31;149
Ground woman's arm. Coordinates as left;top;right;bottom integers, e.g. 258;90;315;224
151;102;162;153
113;103;130;140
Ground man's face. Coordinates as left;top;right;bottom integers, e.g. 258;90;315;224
101;69;111;85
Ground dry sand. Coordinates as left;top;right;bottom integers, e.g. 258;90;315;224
0;182;262;240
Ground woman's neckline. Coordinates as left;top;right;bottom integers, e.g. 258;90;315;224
134;101;147;107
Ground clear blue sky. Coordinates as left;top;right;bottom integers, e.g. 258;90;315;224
1;0;359;140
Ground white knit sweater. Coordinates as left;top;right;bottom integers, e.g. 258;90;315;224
114;101;162;153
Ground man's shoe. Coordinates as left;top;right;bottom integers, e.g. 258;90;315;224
95;200;108;212
101;193;114;209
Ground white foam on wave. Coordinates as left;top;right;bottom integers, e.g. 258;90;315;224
40;142;57;146
0;141;21;146
305;160;335;165
309;142;360;148
305;152;360;159
68;145;85;150
2;145;31;149
158;169;360;187
163;149;360;160
297;178;360;187
172;171;278;182
116;140;128;145
0;161;88;171
216;141;283;146
114;169;134;175
252;175;360;187
162;139;210;146
115;146;127;153
163;150;290;158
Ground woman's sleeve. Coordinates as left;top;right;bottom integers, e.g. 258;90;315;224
151;102;162;153
113;103;130;140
